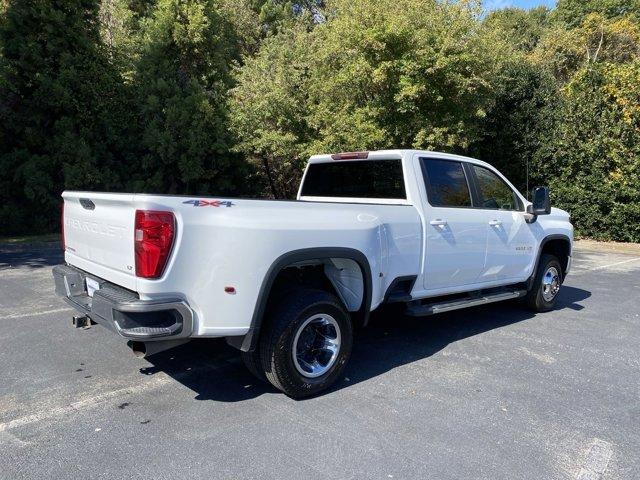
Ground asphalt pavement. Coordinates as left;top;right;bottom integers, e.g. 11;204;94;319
1;242;639;479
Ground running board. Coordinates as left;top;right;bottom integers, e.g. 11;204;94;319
405;290;527;317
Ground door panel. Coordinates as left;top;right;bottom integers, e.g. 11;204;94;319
469;164;535;282
479;210;536;282
423;207;487;289
419;158;487;290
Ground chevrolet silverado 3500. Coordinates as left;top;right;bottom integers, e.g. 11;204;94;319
53;150;573;398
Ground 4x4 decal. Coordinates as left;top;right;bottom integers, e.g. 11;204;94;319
183;200;234;208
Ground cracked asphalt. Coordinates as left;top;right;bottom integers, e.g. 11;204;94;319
0;242;639;479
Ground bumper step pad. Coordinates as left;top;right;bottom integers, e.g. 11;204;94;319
52;264;193;340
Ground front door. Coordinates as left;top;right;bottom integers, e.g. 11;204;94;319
419;158;487;291
469;164;536;282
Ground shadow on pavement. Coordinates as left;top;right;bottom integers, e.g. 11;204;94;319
140;285;591;402
0;243;63;269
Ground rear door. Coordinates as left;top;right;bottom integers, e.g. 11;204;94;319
468;164;536;282
419;158;487;290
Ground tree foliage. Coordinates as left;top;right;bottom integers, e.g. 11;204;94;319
231;0;511;197
484;6;551;53
0;0;129;234
230;24;314;198
128;0;248;195
533;13;640;81
554;0;640;27
1;0;639;241
307;0;507;153
535;63;640;241
469;61;558;195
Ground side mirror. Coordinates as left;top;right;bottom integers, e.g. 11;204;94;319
527;186;551;216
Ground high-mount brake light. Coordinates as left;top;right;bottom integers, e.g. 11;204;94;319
134;210;175;279
331;151;369;160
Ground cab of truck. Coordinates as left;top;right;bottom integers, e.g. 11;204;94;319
298;150;571;298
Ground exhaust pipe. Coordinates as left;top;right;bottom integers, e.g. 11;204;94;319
128;339;189;358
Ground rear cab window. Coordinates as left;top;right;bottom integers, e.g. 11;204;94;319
300;159;406;201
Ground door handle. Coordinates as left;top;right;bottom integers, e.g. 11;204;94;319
489;220;502;227
430;219;447;227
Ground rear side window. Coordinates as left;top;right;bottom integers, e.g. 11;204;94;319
421;159;472;207
472;165;522;211
301;160;406;199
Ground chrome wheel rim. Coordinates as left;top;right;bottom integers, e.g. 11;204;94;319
292;314;341;378
542;266;560;302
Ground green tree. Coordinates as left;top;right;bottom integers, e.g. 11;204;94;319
215;0;324;58
251;0;325;34
484;6;551;53
0;0;129;234
99;0;140;76
217;0;263;56
231;0;511;197
534;63;640;241
130;0;250;195
534;13;640;81
308;0;508;153
230;24;315;198
469;60;558;196
554;0;640;27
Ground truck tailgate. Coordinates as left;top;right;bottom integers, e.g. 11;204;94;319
62;192;137;291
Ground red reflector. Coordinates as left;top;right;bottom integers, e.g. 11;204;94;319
224;286;236;294
331;151;369;160
134;210;175;279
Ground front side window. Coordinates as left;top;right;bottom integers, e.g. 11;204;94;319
300;159;406;199
421;159;472;207
472;165;521;211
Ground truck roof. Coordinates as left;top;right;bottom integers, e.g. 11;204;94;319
307;149;494;169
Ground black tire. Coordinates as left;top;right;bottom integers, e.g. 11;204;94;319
241;348;266;382
259;289;352;399
524;254;563;312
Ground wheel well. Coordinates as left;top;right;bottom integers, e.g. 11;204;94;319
267;258;365;315
235;248;372;352
267;263;338;310
541;238;571;277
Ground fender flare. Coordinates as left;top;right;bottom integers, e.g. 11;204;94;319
527;234;572;290
238;247;373;352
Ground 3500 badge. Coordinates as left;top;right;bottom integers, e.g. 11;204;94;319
182;200;235;208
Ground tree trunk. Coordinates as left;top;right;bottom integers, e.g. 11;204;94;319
262;156;279;199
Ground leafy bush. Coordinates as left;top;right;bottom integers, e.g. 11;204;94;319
231;0;510;197
0;0;639;241
0;0;129;234
535;63;640;241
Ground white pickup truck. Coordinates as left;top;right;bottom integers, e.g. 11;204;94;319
53;150;573;398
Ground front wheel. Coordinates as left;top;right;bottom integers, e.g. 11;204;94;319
524;254;563;312
259;289;353;399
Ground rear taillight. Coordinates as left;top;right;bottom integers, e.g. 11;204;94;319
134;210;175;279
61;203;65;251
